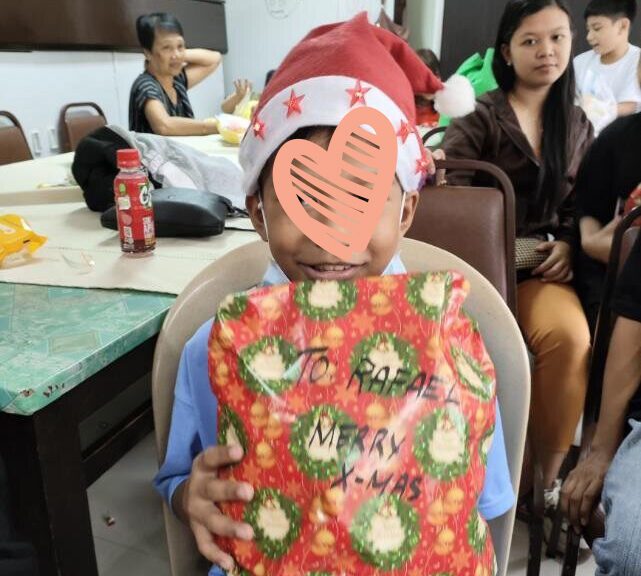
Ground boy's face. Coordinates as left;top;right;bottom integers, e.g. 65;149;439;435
586;15;630;56
246;132;419;282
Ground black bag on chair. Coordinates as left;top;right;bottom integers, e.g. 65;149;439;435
100;187;236;237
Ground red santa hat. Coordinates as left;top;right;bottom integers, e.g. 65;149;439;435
239;12;475;196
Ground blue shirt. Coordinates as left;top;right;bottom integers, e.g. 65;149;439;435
154;255;515;575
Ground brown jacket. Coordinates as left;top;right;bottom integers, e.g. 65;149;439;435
442;89;594;246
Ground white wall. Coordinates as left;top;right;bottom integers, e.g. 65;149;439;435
0;50;224;157
222;0;384;95
406;0;445;57
0;0;406;158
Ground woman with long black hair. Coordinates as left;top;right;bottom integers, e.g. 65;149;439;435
442;0;593;507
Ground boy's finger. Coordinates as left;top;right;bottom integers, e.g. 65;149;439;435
205;512;254;541
192;524;235;570
206;479;254;503
201;445;244;469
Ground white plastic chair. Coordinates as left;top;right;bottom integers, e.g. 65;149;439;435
152;238;531;576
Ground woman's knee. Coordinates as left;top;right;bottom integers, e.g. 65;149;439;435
532;315;590;361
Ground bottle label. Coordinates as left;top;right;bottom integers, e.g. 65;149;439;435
114;171;156;253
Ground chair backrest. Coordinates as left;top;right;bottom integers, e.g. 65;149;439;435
422;125;446;149
60;102;107;152
152;238;530;576
0;111;33;165
407;158;517;313
583;205;641;427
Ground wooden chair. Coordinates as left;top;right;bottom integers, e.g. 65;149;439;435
0;111;33;165
152;238;530;576
60;102;107;152
561;204;641;576
408;158;517;314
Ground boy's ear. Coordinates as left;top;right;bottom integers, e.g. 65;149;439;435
399;190;419;236
246;194;268;242
619;17;631;34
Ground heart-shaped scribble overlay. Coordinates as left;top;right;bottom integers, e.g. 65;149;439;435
273;107;398;260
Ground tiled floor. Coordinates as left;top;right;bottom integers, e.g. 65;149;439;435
88;433;598;575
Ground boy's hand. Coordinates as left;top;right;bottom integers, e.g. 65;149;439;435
182;445;254;571
560;450;611;530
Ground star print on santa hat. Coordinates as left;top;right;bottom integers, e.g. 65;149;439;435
252;116;266;140
346;79;371;107
415;155;431;176
283;89;305;118
397;120;413;144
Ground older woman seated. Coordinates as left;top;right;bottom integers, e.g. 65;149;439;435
129;12;221;136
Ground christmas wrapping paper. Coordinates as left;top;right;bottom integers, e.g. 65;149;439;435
209;272;498;576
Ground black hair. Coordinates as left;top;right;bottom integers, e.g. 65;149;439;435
416;49;442;78
585;0;636;21
264;69;276;88
136;13;184;51
493;0;575;222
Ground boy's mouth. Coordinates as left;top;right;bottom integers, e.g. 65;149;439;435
299;262;365;281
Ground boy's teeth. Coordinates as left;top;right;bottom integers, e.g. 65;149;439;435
313;264;351;271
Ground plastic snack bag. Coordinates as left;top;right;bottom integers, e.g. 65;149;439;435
217;113;251;146
209;272;498;575
0;214;47;266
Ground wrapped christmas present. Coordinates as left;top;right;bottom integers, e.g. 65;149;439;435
209;272;498;576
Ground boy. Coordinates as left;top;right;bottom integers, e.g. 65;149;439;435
154;13;511;575
574;0;641;132
561;232;641;576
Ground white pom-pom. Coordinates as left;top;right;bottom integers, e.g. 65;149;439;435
434;75;476;118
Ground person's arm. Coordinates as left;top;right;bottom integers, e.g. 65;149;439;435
556;114;595;250
580;215;621;264
478;403;515;520
617;101;638;116
574;121;619;256
561;316;641;528
144;99;218;136
221;79;253;114
184;49;222;89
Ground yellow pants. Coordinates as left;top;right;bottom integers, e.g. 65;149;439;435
517;279;590;452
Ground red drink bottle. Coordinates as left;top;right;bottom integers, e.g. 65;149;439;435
113;149;155;255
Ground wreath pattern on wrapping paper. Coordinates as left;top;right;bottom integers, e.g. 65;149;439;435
349;494;420;570
289;404;357;479
295;280;358;321
244;488;301;559
218;405;250;453
406;272;452;320
238;335;301;395
413;406;470;481
348;332;419;397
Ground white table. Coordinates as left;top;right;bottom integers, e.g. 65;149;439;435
0;134;240;201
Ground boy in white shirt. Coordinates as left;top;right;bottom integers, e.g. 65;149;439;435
574;0;641;133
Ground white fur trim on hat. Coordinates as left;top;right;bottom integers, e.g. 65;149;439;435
239;75;427;196
434;75;476;118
